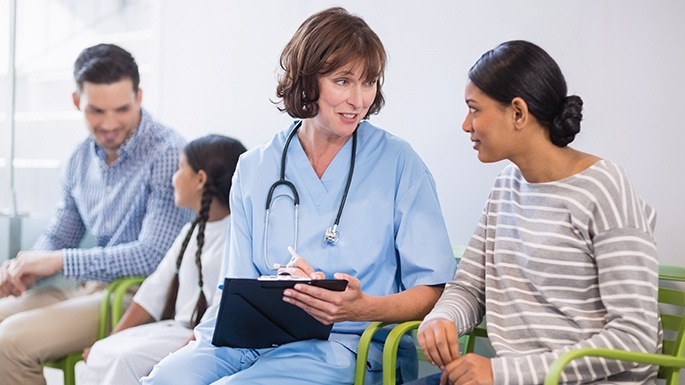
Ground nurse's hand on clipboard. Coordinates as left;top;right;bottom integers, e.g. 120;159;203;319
276;247;326;280
278;247;368;325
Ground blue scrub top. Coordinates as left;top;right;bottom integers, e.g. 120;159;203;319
224;120;457;336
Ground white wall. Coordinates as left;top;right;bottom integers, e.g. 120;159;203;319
157;0;685;266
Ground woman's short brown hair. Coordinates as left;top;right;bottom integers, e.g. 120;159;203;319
276;7;387;119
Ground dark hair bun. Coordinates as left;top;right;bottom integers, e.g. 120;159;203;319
551;95;583;147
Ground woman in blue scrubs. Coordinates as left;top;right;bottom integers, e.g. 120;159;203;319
142;7;457;385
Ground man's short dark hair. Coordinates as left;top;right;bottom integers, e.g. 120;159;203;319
73;43;140;92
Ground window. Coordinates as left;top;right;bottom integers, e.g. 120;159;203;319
0;0;159;259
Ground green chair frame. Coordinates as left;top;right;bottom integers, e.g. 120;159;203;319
354;264;685;385
544;264;685;385
353;320;487;385
44;276;146;385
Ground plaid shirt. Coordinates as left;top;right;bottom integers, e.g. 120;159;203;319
33;109;193;282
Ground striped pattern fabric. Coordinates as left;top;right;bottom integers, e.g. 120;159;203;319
425;160;660;384
34;110;193;282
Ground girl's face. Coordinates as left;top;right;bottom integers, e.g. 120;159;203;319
307;62;378;141
461;80;517;163
172;153;204;212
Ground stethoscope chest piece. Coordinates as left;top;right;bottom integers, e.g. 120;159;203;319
263;121;357;268
324;224;339;245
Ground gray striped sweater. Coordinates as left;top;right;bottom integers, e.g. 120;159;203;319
424;160;660;384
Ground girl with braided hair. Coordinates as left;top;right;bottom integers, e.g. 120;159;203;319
79;134;246;385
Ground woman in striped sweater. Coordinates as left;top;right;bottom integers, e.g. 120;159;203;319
412;40;660;385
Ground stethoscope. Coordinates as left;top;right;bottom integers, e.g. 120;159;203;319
263;120;357;270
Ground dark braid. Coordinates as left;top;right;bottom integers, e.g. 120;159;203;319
189;185;214;327
161;134;247;327
160;219;199;321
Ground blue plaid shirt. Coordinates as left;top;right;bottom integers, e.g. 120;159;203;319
33;109;193;282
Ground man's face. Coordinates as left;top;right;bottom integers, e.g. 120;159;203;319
73;78;142;161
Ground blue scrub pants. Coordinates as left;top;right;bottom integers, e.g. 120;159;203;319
401;373;441;385
141;338;361;385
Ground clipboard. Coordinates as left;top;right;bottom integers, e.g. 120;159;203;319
211;277;348;349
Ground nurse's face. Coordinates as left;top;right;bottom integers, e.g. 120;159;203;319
310;63;378;140
461;80;517;163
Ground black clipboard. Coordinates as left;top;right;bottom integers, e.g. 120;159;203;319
211;277;348;349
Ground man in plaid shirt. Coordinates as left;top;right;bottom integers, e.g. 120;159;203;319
0;43;192;385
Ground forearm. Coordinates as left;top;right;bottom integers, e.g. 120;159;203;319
364;285;443;323
422;250;487;335
63;242;167;282
111;302;154;335
422;280;484;335
63;204;188;282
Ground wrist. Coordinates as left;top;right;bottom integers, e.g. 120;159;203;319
50;251;65;274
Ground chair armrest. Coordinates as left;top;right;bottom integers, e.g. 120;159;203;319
354;322;392;385
659;265;685;282
110;276;146;323
544;348;685;385
464;324;487;354
382;321;484;385
98;276;146;339
383;320;422;385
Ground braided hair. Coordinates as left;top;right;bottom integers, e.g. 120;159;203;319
160;134;247;327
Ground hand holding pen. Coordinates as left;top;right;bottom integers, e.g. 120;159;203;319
276;247;325;279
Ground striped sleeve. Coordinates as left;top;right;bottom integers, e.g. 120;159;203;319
491;226;659;384
422;206;489;334
425;161;660;385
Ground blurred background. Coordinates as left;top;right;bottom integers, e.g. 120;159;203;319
1;0;683;267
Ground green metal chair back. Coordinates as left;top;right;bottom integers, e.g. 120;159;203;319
43;276;145;385
545;265;685;385
656;265;685;384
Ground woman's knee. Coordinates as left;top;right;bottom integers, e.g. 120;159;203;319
141;346;216;385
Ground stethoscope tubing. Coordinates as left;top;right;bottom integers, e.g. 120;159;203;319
263;121;357;269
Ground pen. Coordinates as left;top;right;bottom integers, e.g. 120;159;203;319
286;246;300;268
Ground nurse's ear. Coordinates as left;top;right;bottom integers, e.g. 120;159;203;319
511;97;530;131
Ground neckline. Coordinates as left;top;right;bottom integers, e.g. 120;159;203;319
517;159;605;186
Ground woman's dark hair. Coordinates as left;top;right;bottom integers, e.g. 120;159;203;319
468;40;583;147
160;134;247;328
276;7;387;120
73;43;140;93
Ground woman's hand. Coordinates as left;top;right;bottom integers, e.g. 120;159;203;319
276;255;325;280
417;318;461;369
282;273;368;324
440;353;493;385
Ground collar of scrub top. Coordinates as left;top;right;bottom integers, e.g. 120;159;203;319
263;120;358;270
